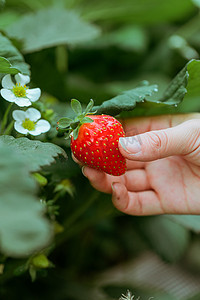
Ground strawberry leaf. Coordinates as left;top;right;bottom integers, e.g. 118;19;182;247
84;99;94;115
0;135;67;172
5;7;100;53
121;59;200;118
81;117;94;123
0;142;52;257
71;99;82;114
0;33;30;77
158;60;189;105
57;117;73;129
166;215;200;233
73;126;80;140
92;84;158;116
138;216;189;262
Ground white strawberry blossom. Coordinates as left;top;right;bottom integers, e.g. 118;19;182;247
0;73;41;107
12;108;51;136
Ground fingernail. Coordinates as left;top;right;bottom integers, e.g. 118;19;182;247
119;136;141;154
82;166;87;177
111;182;117;193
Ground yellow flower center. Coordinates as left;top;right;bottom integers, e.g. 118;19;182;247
22;118;36;131
12;83;27;98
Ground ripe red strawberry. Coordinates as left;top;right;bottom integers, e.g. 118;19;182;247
71;114;126;176
57;99;127;176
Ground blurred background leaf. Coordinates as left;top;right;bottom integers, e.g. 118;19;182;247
79;0;195;24
5;7;100;53
167;215;200;233
0;142;52;257
0;32;30;76
0;135;67;172
137;216;190;262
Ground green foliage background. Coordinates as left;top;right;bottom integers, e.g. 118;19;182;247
1;0;200;299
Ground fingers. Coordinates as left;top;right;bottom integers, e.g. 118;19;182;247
122;113;200;135
124;169;151;191
72;153;84;166
126;160;145;170
82;166;151;193
82;166;114;193
119;119;200;163
111;182;163;215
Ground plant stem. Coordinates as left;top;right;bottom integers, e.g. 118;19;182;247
64;190;99;229
0;103;13;134
56;190;99;246
56;208;116;247
4;120;14;135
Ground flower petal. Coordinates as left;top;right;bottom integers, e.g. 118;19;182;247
1;89;16;102
15;97;32;107
2;74;15;89
15;73;30;86
26;88;41;102
12;110;26;122
28;129;42;136
26;108;41;121
33;120;51;135
14;121;28;135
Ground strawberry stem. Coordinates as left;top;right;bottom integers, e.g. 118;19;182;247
56;99;95;140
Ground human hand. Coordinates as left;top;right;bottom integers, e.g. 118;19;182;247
77;113;200;215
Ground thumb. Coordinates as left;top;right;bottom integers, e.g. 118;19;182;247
119;119;200;162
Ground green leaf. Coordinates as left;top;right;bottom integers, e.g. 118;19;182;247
0;136;67;172
0;57;19;74
73;126;80;140
121;59;200;118
0;10;20;30
80;0;194;24
5;7;100;53
0;142;52;257
57;117;73;129
84;99;94;115
166;215;200;233
81;117;94;123
159;62;189;105
138;216;190;262
0;33;30;76
71;99;82;114
88;25;148;52
92;84;158;116
184;59;200;99
158;59;200;105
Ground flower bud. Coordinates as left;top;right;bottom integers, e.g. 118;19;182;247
32;173;48;186
31;254;50;269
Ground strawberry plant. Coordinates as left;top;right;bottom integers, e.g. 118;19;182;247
57;99;127;176
1;1;200;300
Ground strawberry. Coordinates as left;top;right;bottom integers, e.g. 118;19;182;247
57;99;127;176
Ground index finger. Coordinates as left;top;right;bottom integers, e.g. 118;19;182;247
121;113;200;136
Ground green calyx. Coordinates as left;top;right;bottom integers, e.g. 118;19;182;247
57;99;95;140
